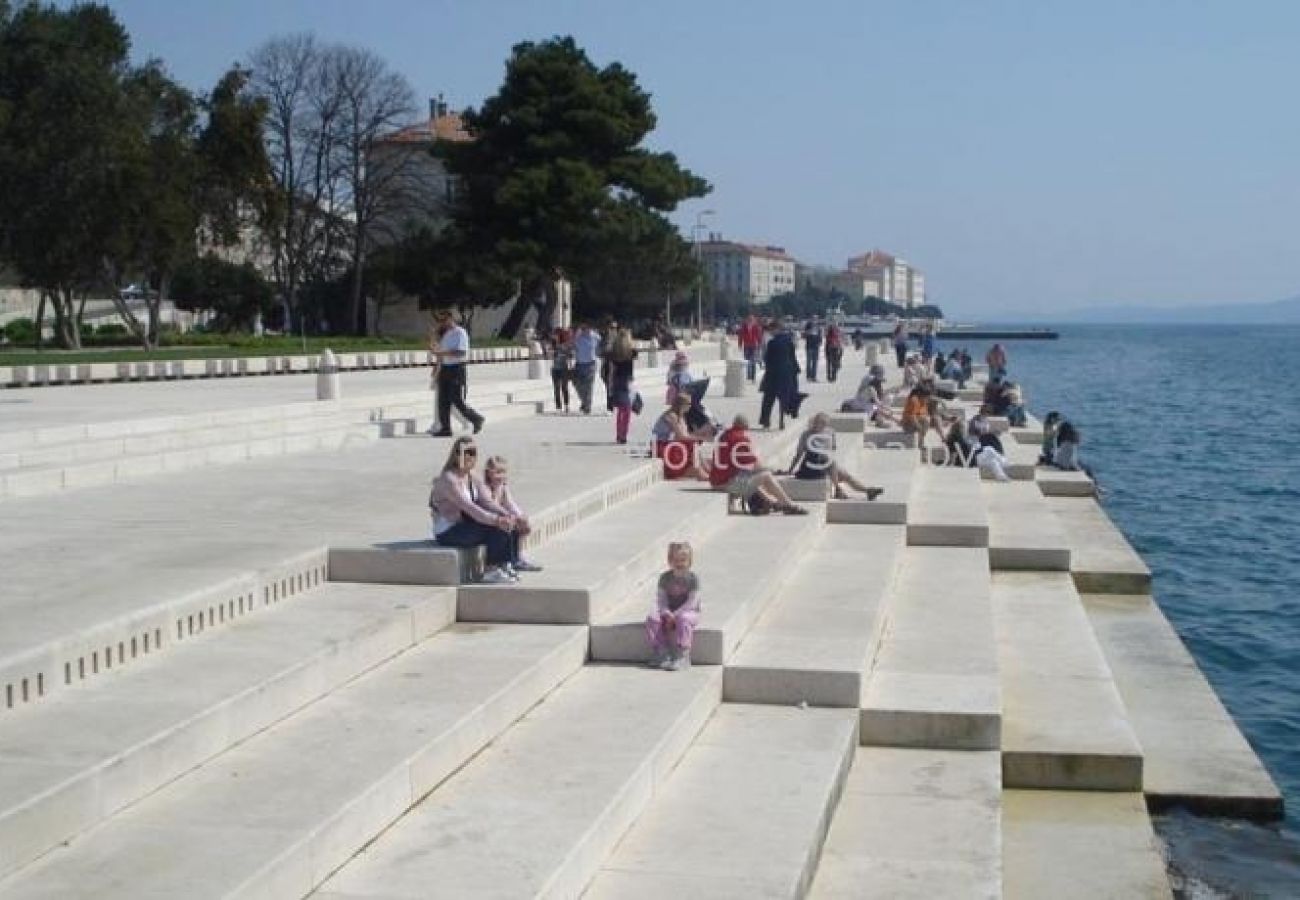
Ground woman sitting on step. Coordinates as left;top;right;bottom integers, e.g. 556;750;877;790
787;413;883;501
651;394;713;481
429;437;523;584
708;414;807;515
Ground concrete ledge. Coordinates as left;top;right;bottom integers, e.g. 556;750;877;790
1047;497;1152;594
327;543;477;586
1037;469;1096;497
907;466;990;547
778;475;831;502
827;414;867;434
826;496;907;525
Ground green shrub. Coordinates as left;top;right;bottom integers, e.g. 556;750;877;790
96;322;129;337
3;318;37;344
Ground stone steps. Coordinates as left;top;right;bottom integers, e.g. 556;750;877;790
584;704;858;899
1001;790;1172;899
860;547;1001;750
0;623;587;898
1082;592;1283;817
983;480;1072;570
1046;497;1152;593
991;571;1143;790
590;511;823;665
457;480;731;625
0;582;455;879
906;466;990;547
724;525;904;707
810;748;1002;899
315;665;723;899
827;446;915;525
1036;467;1096;497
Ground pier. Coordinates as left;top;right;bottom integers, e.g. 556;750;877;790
0;337;1279;897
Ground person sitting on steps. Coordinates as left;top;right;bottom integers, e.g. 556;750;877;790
482;455;543;572
788;412;884;500
652;394;712;481
708;414;808;515
645;542;700;671
429;437;521;584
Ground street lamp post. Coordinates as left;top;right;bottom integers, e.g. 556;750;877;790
693;209;716;334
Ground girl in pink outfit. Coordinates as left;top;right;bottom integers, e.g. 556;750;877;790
645;542;701;671
483;456;544;572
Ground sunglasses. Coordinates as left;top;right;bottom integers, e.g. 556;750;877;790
461;447;478;457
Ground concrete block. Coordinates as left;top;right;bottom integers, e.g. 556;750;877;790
586;706;858;900
316;666;722;900
31;364;52;385
1002;791;1172;900
1083;593;1282;818
87;363;116;382
907;466;989;547
725;527;903;708
861;547;1001;750
983;481;1071;571
328;543;474;586
811;748;1002;899
1037;469;1096;497
1046;497;1151;594
992;572;1142;791
827;414;867;434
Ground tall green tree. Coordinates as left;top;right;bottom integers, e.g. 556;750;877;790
440;36;710;336
574;202;699;320
0;2;137;348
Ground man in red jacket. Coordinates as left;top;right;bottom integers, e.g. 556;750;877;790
737;314;763;382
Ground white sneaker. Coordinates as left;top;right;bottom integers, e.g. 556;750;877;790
504;564;522;581
514;558;544;573
479;567;514;585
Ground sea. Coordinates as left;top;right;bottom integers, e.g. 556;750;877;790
955;324;1300;897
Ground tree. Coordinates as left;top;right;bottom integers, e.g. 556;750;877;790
440;37;710;336
0;2;137;348
171;254;273;331
573;202;699;321
323;46;418;335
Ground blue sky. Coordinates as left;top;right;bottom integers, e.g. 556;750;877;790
101;0;1300;317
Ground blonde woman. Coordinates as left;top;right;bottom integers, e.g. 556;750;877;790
607;328;639;444
429;437;519;583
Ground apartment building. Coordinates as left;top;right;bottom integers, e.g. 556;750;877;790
701;238;797;305
846;249;925;308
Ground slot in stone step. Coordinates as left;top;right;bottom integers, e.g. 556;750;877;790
0;624;586;898
584;704;858;899
810;748;1002;899
1002;790;1172;899
0;583;455;879
991;571;1143;790
906;466;990;547
1046;497;1152;593
983;480;1072;570
1083;593;1283;817
861;547;1001;750
458;481;730;625
725;525;904;707
590;512;822;665
316;665;723;900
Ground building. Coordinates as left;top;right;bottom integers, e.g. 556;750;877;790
700;238;797;305
846;249;925;308
795;264;873;301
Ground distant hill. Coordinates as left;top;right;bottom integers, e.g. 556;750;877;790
985;294;1300;325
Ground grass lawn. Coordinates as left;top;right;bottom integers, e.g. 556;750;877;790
0;336;521;366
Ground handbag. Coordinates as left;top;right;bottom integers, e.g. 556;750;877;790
631;389;644;415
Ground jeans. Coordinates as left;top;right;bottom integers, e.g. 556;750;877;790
436;366;482;432
895;342;907;368
743;346;759;381
573;362;596;413
435;518;515;567
551;370;570;410
615;405;632;442
805;343;820;381
826;347;843;383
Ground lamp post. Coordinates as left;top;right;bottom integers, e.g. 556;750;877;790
693;209;716;334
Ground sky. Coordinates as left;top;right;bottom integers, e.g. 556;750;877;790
97;0;1300;318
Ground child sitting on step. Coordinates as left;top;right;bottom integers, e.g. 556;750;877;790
482;455;544;573
645;542;701;671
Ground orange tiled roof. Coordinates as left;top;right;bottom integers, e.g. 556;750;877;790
847;249;896;269
378;112;472;145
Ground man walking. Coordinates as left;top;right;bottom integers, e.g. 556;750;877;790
429;309;484;437
737;313;763;382
759;320;804;429
803;319;823;382
572;321;600;414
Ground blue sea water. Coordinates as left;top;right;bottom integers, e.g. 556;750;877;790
958;324;1300;895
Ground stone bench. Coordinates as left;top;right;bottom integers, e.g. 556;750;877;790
328;542;482;586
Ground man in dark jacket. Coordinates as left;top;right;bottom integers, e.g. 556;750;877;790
759;320;804;429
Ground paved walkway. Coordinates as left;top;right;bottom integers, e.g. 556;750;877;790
0;345;887;669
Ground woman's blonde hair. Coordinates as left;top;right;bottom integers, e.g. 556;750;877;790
811;412;831;430
484;455;509;478
610;328;635;362
667;541;693;566
439;436;478;473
